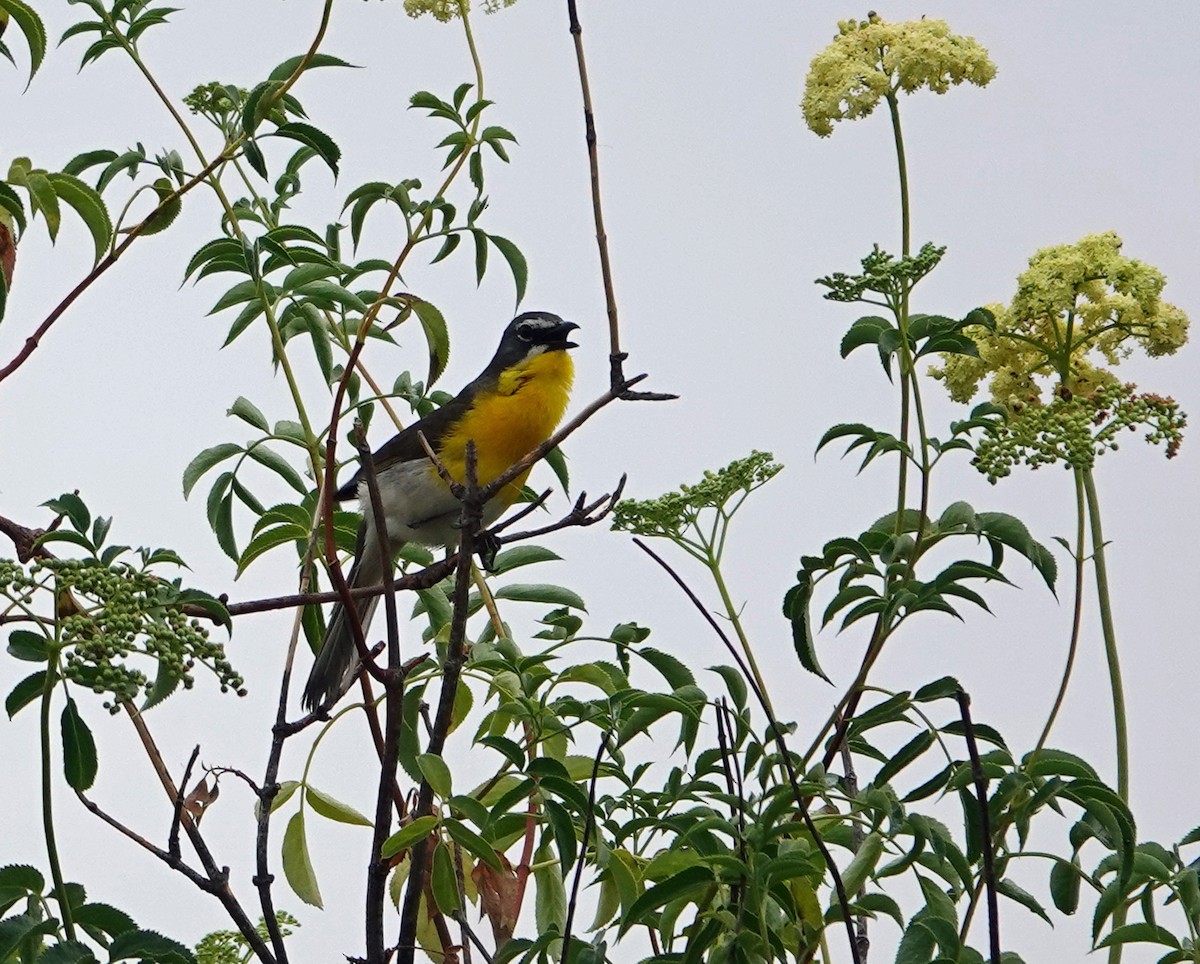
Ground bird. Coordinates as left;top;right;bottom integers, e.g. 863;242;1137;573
301;310;579;710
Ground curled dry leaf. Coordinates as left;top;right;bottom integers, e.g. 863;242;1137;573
471;853;519;947
184;776;220;822
0;212;15;289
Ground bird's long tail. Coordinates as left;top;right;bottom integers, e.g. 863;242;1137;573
301;534;385;711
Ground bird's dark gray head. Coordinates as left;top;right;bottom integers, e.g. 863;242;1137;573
487;311;579;372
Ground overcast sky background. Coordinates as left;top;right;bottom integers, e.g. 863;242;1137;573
2;2;1198;961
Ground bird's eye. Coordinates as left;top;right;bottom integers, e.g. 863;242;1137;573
516;324;535;342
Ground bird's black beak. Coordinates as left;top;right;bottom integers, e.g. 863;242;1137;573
545;320;580;350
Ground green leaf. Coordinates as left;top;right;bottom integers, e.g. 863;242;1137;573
44;491;90;532
228;396;268;432
997;877;1051;924
637;647;695;689
46;172;111;263
237;521;307;575
417;753;453;797
533;839;567;941
840;315;894;358
281;810;323;908
305;786;372;826
0;0;45;83
782;572;829;682
706;664;747;711
618;864;714;935
430;841;460;914
245;443;307;494
0;914;59;959
489;545;560;574
182;442;242;498
411;298;450;387
1049;857;1081;915
1096;923;1181;950
544;799;577;873
140;178;181;237
494;583;586;611
544;445;570;495
61;697;98;791
6;670;47;718
108;928;195;963
274;122;340;177
840;831;884;897
443;818;503;872
7;629;48;662
874;730;935;787
267;52;355;82
913;676;961;703
36;940;95;963
489;234;528;306
381;814;440;858
73;901;136;939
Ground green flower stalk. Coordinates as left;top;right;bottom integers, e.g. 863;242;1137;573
801;15;996;138
613;452;783;709
932;232;1189;845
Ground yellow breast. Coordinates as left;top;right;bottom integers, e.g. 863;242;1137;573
437;350;574;506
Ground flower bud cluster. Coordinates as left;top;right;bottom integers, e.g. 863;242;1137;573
2;557;244;711
973;382;1186;482
612;451;783;541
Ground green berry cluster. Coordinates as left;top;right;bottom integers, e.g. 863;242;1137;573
3;558;244;712
817;242;946;304
973;382;1186;482
612;451;783;541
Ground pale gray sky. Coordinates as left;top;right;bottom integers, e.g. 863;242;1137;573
2;3;1197;962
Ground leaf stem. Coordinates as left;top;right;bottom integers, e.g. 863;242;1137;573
1033;467;1088;755
40;653;76;940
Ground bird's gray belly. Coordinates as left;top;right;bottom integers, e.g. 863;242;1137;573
360;460;506;548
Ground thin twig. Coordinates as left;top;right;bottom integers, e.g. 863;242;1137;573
362;421;407;964
632;539;864;964
395;442;482;964
121;704;275;963
561;732;609;962
169;746;201;861
0;153;229;386
839;732;870;962
957;690;1000;964
564;0;674;402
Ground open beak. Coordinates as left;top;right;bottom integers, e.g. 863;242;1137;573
547;320;580;350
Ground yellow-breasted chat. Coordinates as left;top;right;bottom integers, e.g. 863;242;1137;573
302;310;579;710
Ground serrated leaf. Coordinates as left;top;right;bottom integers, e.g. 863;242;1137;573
140;177;181;236
0;0;45;83
782;572;829;682
430;840;460;914
281;811;323;908
381;815;440;858
6;671;46;719
274;122;340;177
1096;923;1181;950
489;234;527;306
411;298;450;387
183;442;242;498
618;864;713;936
267;52;355;82
443;818;503;872
245;442;307;494
417;753;453;797
45;172;111;262
108;928;195;963
228;396;268;431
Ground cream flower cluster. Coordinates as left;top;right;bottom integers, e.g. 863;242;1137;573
802;16;996;137
931;232;1190;406
403;0;515;20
